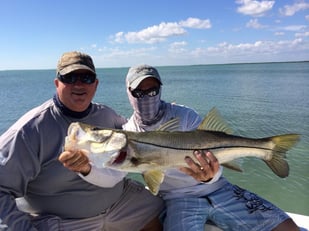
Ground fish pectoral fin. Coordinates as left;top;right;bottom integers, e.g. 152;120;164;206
198;107;233;134
222;161;243;172
143;170;165;195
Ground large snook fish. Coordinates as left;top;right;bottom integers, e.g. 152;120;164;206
64;108;300;195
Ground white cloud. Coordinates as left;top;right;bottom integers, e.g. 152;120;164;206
179;17;211;29
93;46;164;68
295;31;309;38
236;0;275;17
305;15;309;21
246;18;267;29
279;1;309;16
184;38;309;64
170;41;187;47
112;17;211;44
281;25;307;31
168;41;188;54
275;31;285;36
114;32;125;43
103;47;157;57
94;47;158;65
113;22;186;44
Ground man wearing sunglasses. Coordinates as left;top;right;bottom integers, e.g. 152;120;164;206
0;52;164;230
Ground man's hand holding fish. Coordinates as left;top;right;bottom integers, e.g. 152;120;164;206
59;149;91;176
180;150;220;183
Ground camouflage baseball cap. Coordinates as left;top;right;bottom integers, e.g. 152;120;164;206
57;51;96;75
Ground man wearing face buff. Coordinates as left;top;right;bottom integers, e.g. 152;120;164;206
122;64;298;231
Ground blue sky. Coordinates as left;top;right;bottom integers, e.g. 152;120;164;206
1;0;309;70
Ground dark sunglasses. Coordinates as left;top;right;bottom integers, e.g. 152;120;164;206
131;87;160;98
57;73;96;84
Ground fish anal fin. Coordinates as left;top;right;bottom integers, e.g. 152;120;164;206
198;107;233;134
143;170;165;195
222;161;243;172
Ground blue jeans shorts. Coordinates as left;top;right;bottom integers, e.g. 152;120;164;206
163;183;290;231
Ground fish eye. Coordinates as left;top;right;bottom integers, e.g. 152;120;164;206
91;127;102;131
130;157;139;166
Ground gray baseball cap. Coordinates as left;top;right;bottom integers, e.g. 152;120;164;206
126;64;162;89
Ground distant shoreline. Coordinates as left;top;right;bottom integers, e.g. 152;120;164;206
1;60;308;72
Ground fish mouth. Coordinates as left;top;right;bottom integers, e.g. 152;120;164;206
110;151;127;165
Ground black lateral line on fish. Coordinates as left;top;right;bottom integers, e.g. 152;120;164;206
129;140;273;151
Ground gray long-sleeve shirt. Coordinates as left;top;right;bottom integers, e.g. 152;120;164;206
0;98;127;230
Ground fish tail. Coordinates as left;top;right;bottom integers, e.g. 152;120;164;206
264;134;300;178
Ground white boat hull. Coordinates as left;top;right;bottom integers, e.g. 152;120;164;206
204;212;309;230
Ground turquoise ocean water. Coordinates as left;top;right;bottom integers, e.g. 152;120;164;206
0;62;308;215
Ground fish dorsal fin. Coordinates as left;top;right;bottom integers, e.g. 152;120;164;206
143;170;165;195
198;107;233;134
157;118;180;131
